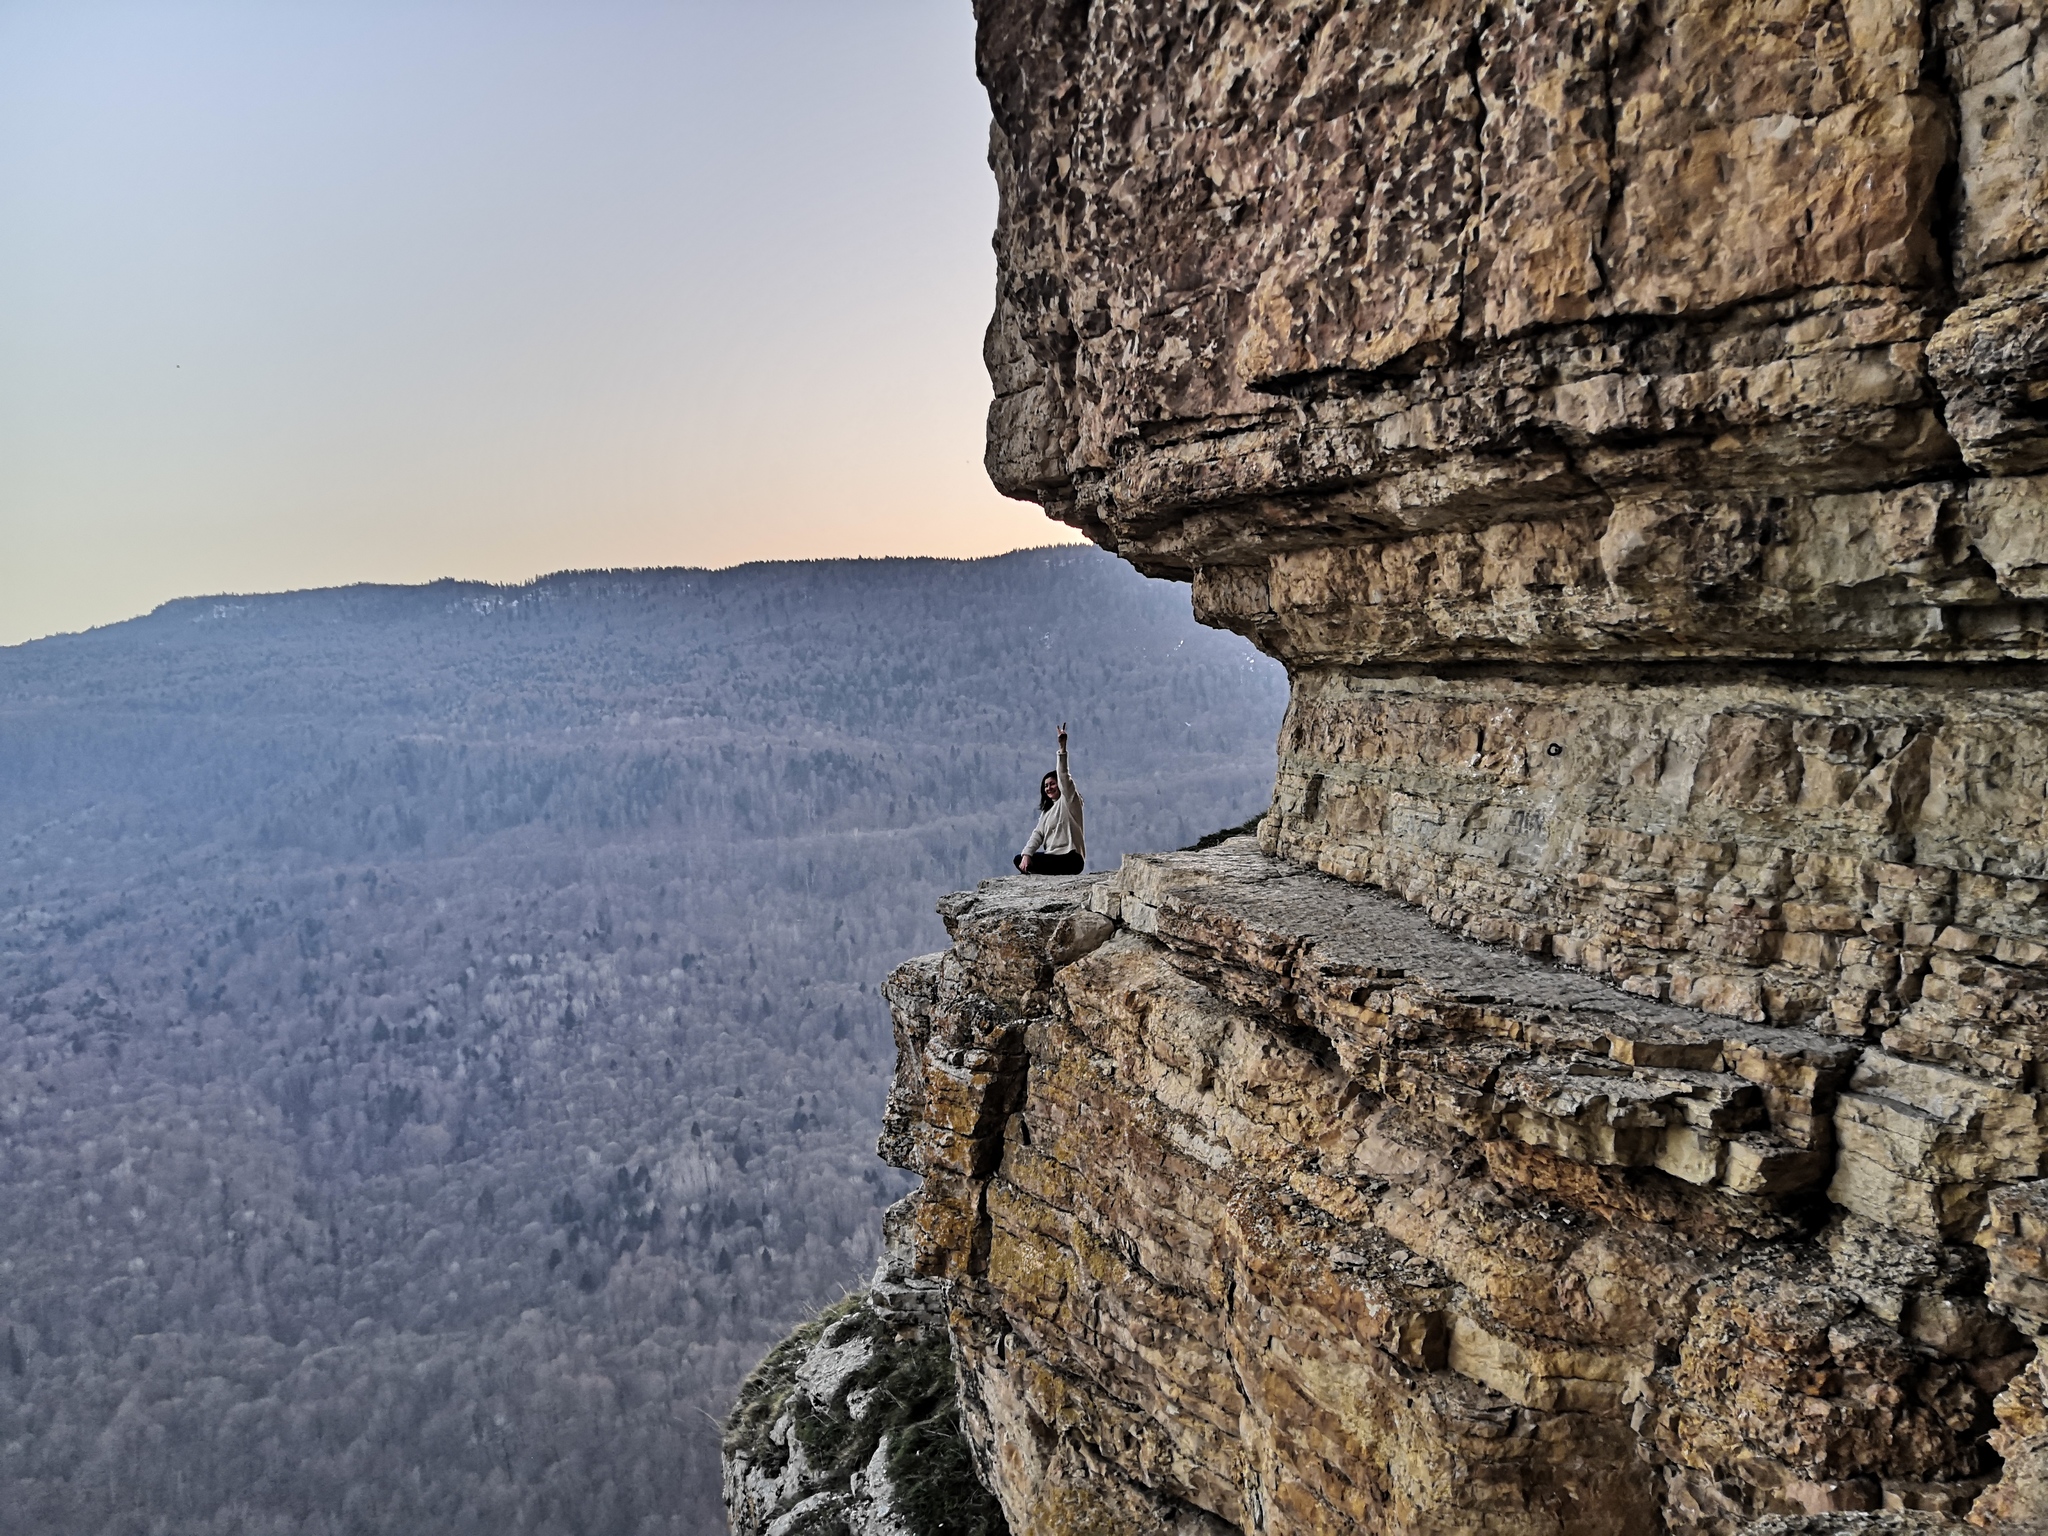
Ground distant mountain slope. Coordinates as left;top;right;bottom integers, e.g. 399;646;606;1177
0;548;1286;1535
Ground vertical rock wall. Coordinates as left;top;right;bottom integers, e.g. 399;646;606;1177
976;0;2048;1058
881;859;2046;1529
744;3;2048;1533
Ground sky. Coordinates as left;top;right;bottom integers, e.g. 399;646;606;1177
0;1;1080;646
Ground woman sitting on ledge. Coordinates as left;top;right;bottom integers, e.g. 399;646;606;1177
1014;722;1085;876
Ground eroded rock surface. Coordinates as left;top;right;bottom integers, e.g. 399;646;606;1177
976;0;2048;1002
874;852;2048;1530
721;1241;1009;1536
983;0;2045;583
733;1;2048;1531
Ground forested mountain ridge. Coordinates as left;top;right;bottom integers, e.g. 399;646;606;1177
0;548;1287;1535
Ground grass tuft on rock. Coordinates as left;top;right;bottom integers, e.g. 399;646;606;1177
885;1397;1007;1536
728;1292;1008;1536
1182;814;1264;852
723;1293;864;1479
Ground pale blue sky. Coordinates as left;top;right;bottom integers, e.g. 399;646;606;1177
0;1;1074;645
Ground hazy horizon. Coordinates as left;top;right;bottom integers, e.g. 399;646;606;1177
1;543;1092;649
0;1;1080;648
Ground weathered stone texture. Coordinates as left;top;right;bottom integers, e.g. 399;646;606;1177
720;1215;1010;1536
816;0;2048;1530
1264;670;2048;1067
981;1;2048;584
878;852;2038;1531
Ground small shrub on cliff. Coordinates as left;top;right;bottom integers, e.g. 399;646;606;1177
884;1398;1007;1536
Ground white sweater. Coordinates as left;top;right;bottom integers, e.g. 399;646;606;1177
1022;747;1085;860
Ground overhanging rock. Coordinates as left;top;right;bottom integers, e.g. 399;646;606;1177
739;2;2048;1531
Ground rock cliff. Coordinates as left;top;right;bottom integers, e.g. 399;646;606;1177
730;1;2048;1531
721;1260;1008;1536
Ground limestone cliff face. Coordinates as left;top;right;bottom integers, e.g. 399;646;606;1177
768;3;2048;1533
881;854;2048;1530
976;0;2048;1025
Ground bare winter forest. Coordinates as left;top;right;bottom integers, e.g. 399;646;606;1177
0;548;1287;1535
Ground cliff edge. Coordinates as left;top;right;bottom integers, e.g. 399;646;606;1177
731;1;2048;1530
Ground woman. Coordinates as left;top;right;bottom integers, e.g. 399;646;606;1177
1014;722;1085;875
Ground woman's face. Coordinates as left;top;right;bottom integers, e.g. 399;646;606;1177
1042;774;1060;802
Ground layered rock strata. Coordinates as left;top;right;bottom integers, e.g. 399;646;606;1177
983;1;2048;573
848;1;2048;1527
976;0;2048;1032
727;2;2048;1531
876;854;2048;1530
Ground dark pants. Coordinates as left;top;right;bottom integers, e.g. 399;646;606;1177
1014;851;1084;875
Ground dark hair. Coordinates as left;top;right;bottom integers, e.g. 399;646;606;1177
1039;770;1058;814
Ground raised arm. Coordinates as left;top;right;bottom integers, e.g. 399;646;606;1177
1055;721;1077;804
